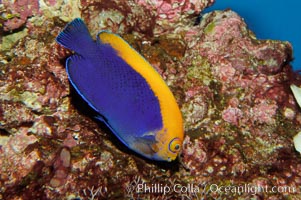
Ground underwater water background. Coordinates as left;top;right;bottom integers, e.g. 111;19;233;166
205;0;301;71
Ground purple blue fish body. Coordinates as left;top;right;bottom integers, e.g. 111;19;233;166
56;18;183;161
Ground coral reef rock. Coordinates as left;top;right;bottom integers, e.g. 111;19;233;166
1;0;301;199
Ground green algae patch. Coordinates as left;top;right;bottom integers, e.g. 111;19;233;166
204;22;215;34
1;89;42;111
1;29;28;51
187;56;213;86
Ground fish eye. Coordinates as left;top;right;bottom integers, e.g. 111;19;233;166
168;138;182;153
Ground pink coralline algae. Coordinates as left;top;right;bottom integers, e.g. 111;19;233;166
222;107;243;126
50;148;71;187
1;0;301;199
2;0;40;31
80;0;214;37
249;99;278;124
0;127;39;187
137;0;214;21
181;136;208;174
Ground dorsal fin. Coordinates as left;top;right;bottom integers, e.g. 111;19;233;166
56;18;95;56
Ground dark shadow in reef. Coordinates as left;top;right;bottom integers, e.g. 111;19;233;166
69;85;180;172
1;23;27;36
194;13;203;26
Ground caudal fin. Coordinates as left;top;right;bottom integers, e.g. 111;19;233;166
56;18;95;55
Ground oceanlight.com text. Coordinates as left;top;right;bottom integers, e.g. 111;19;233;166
209;183;297;195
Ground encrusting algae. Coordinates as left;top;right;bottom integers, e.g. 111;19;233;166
1;0;301;199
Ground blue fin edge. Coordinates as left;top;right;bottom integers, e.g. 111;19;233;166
66;55;102;114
